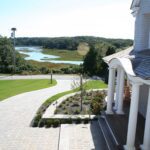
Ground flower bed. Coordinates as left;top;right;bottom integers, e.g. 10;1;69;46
55;90;106;115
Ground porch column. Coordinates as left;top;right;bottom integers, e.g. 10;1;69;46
106;67;116;114
141;86;150;150
114;67;121;110
116;69;125;114
124;81;142;150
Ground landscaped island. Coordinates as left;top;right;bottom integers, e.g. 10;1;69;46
31;80;107;128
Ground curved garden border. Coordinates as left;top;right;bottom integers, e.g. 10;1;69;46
31;89;107;128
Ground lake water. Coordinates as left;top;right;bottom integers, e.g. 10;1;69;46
15;46;83;65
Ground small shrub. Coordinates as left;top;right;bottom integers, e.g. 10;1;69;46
58;104;63;108
45;120;53;128
75;118;81;124
38;120;45;127
32;120;39;127
71;102;80;107
64;110;69;114
53;119;60;128
54;109;58;114
74;109;80;115
83;118;89;124
32;114;42;127
66;103;69;106
35;114;42;121
83;101;90;105
60;119;66;124
68;118;73;124
62;106;66;110
61;118;72;124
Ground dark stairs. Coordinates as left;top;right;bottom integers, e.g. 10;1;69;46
98;115;124;150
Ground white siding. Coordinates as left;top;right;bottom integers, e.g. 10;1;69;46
134;14;150;51
138;84;149;117
133;0;150;51
141;0;150;14
149;29;150;48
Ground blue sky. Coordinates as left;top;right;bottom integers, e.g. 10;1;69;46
0;0;134;39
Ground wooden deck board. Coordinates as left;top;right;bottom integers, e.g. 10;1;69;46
104;104;145;148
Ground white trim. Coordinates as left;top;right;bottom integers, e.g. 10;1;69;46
140;87;150;150
106;68;116;114
116;69;125;114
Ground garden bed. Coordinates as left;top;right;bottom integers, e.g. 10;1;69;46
54;90;107;115
30;80;107;128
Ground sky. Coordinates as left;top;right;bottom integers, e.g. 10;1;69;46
0;0;135;39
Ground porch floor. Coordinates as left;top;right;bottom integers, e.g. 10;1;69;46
103;101;145;149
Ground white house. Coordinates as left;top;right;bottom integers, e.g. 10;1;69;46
103;0;150;150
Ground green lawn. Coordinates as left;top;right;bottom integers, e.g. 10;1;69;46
0;79;57;101
42;49;83;61
84;80;108;90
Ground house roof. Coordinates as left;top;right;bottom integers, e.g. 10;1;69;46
132;49;150;80
103;47;133;63
103;47;150;80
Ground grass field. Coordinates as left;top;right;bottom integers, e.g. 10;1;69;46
42;49;83;61
28;60;69;69
0;79;57;101
84;80;108;90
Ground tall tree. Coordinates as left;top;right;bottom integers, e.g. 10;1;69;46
106;45;115;56
83;45;97;76
0;37;14;73
0;37;28;73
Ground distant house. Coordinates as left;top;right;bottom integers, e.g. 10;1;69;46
103;0;150;150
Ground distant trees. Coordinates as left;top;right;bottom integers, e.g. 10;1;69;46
0;37;14;73
0;37;36;74
0;36;133;76
106;45;115;56
15;36;133;51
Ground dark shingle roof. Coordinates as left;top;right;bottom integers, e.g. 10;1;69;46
132;49;150;80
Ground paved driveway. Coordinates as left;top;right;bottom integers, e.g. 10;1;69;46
0;76;107;150
0;80;72;150
0;78;100;150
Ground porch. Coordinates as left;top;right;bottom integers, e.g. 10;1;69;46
99;101;145;150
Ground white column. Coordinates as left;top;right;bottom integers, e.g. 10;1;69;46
106;67;116;114
113;67;121;110
116;69;125;114
141;87;150;150
124;82;142;150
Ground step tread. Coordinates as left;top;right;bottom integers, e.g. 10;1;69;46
98;118;118;150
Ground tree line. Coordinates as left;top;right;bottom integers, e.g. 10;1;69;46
15;36;133;50
0;36;133;78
